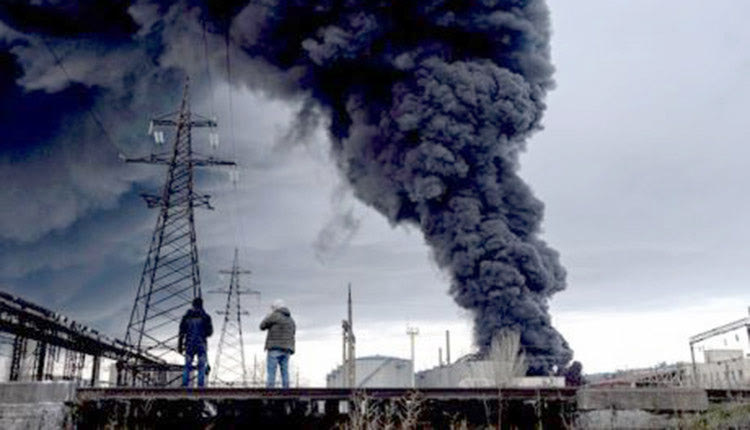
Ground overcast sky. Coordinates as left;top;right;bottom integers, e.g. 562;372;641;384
2;0;750;386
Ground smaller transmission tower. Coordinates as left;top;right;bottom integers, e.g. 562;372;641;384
210;248;260;386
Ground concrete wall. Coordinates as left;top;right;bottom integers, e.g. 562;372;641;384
0;381;77;429
578;388;708;412
691;358;750;388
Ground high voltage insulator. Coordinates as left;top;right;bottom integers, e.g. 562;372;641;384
209;248;260;386
209;131;220;149
123;78;235;385
153;130;165;145
229;167;240;185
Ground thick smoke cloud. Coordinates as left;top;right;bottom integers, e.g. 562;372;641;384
1;0;571;373
226;0;572;373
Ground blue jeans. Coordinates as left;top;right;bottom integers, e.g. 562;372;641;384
266;349;290;388
182;342;207;387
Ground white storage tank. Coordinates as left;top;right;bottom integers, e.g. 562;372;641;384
326;355;412;388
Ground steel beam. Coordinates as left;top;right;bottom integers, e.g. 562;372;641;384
76;387;578;402
0;290;161;365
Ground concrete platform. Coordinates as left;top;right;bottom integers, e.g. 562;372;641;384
74;387;578;428
2;383;747;429
0;381;77;404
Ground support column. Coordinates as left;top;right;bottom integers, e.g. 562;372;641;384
445;330;451;365
90;355;101;387
35;342;47;381
45;345;58;380
690;342;698;386
116;360;125;386
9;335;28;381
76;352;85;382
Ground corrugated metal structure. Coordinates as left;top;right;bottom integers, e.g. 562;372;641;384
690;311;750;364
688;308;750;388
326;355;412;388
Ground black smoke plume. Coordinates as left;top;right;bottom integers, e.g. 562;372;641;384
1;0;572;373
223;0;571;373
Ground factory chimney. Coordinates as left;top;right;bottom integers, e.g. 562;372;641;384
407;326;419;388
445;330;451;365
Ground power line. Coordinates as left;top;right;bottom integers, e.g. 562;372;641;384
201;19;218;126
220;18;249;263
39;37;129;159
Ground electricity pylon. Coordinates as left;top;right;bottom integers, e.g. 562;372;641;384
210;248;259;386
124;79;235;372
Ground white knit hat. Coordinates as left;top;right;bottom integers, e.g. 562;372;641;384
271;299;285;310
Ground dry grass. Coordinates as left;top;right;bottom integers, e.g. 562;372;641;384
341;390;424;430
396;390;423;429
343;391;379;430
681;402;750;429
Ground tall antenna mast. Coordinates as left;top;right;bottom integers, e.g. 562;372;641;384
124;78;235;380
209;248;259;386
342;283;356;387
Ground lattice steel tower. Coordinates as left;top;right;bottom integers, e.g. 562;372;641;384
210;248;259;386
124;79;234;361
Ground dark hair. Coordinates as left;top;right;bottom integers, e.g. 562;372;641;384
192;297;203;308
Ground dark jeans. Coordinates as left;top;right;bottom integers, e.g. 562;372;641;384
183;342;207;387
266;349;290;388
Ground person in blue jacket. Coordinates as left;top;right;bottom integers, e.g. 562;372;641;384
178;297;213;387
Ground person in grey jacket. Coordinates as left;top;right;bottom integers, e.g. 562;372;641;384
260;299;296;388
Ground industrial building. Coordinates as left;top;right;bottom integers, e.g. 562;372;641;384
416;356;564;388
326;355;412;388
689;308;750;388
591;309;750;388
